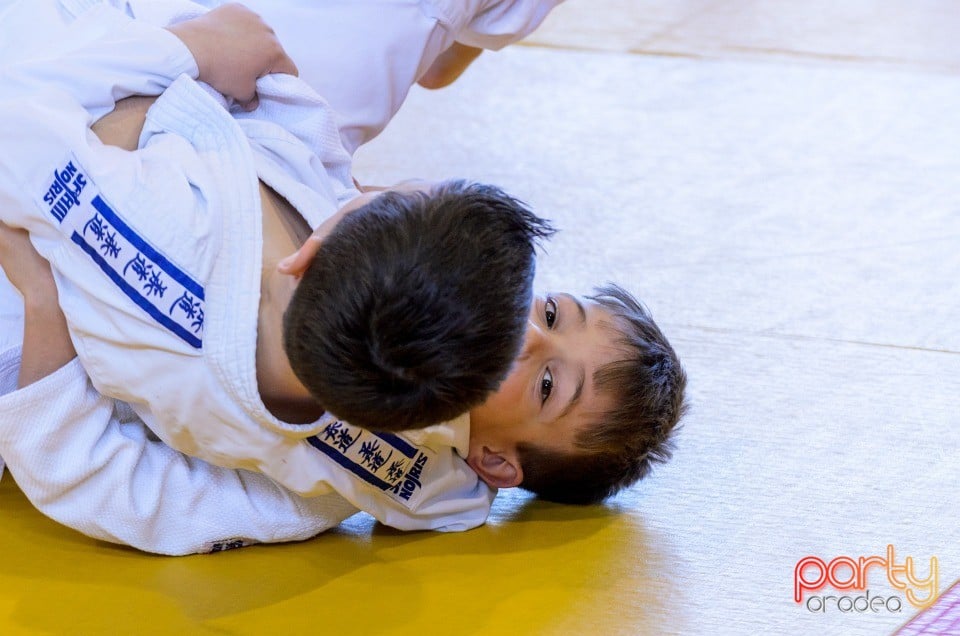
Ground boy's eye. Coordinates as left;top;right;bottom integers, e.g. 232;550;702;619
544;297;557;328
540;368;554;404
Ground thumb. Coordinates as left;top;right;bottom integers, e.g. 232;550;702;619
240;94;260;111
277;234;323;278
271;53;299;78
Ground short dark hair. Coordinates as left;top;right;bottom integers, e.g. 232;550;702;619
283;180;554;431
516;284;687;504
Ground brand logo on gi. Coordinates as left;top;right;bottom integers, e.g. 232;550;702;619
308;419;433;508
43;159;88;222
390;453;429;501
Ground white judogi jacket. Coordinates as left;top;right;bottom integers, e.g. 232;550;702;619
231;0;566;152
0;2;495;551
0;0;561;553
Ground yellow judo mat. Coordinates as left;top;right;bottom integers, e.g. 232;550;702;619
2;1;960;634
1;482;653;634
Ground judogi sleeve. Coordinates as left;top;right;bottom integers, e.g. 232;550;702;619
0;3;201;245
454;0;565;50
296;417;496;533
0;347;356;555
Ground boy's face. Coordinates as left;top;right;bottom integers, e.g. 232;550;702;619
466;294;624;489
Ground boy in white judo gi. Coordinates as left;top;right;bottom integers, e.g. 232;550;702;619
0;1;559;537
0;1;688;555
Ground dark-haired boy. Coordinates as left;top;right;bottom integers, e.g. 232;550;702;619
286;221;688;506
281;181;553;431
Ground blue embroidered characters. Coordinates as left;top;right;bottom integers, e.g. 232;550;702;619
82;213;121;260
124;254;151;281
308;419;434;508
170;291;204;334
322;421;359;452
43;154;206;349
83;214;106;240
358;440;392;472
99;229;121;259
386;460;406;483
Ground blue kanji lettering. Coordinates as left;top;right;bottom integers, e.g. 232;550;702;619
123;253;152;281
322;421;342;442
170;291;204;332
370;449;390;472
83;214;106;240
335;427;357;452
143;270;167;298
191;307;204;334
386;460;406;482
99;230;121;259
170;291;198;319
358;440;381;467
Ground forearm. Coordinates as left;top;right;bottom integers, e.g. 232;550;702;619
18;293;76;389
0;223;76;386
417;42;483;90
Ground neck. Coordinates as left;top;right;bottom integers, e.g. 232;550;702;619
256;184;323;423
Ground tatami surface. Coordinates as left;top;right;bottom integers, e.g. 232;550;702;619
2;1;959;635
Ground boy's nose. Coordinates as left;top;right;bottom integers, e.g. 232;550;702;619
517;319;547;361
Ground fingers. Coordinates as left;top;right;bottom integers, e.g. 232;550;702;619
169;3;299;107
272;53;299;78
241;50;296;110
239;94;260;112
277;234;323;278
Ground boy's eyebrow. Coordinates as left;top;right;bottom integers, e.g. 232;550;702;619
555;366;585;423
561;293;587;325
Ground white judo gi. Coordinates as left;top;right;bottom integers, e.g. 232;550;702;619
0;0;559;554
229;0;565;152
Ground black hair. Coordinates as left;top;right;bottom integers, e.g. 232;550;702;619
517;284;687;504
284;180;554;431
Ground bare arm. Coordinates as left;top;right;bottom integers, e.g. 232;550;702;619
18;292;75;388
0;223;75;386
90;95;156;151
417;42;483;90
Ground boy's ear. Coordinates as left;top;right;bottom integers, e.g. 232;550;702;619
468;447;523;489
